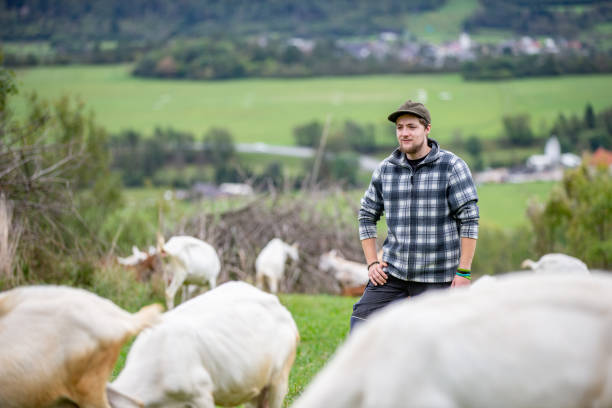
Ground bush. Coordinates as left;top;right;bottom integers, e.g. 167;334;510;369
294;121;323;147
0;63;122;288
471;223;535;277
528;165;612;269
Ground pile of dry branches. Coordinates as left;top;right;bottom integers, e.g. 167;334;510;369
170;190;368;294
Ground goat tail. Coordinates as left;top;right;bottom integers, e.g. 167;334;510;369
130;303;163;334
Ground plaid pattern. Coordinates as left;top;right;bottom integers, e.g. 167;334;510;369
358;139;479;283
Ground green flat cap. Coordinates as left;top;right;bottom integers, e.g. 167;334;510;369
387;100;431;124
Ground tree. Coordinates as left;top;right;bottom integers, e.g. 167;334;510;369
584;103;596;129
527;164;612;269
293;121;322;147
1;65;121;286
330;151;360;186
502;114;534;146
465;135;483;157
344;120;376;153
203;127;236;166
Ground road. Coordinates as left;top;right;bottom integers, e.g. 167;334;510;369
236;143;380;172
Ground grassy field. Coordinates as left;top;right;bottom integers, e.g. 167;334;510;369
107;182;555;406
10;64;612;145
403;0;482;44
476;181;555;229
279;293;354;405
122;179;555;238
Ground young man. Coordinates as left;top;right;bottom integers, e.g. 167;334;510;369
351;100;479;331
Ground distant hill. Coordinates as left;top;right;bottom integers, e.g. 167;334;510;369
2;0;609;43
1;0;445;41
2;0;609;79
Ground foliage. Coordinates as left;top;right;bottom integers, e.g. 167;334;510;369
253;161;286;190
329;151;361;186
130;36;452;81
0;69;121;287
471;224;535;276
464;0;612;38
1;0;446;42
202;127;236;165
344;120;376;153
461;53;612;80
527;164;612;269
294;121;323;148
551;105;612;152
502;113;536;146
0;56;16;111
110;128;199;187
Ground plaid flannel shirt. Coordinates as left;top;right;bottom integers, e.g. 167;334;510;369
358;139;479;283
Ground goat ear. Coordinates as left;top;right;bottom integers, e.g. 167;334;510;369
106;383;143;408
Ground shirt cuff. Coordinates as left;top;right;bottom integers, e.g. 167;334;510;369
359;224;378;240
460;222;479;239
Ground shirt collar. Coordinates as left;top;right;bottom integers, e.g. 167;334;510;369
388;138;440;168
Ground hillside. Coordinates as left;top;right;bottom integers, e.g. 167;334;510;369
1;0;445;41
2;0;609;45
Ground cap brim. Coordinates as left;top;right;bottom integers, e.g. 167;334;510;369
387;110;427;123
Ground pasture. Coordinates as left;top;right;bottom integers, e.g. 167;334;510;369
11;64;612;145
121;180;555;232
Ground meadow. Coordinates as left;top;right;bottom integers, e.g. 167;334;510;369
121;178;555;235
11;64;612;146
107;181;555;406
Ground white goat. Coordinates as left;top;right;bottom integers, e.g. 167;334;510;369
319;249;368;296
521;252;589;274
255;238;299;294
159;235;221;309
117;245;150;266
108;281;300;408
117;245;159;282
292;272;612;408
0;285;161;408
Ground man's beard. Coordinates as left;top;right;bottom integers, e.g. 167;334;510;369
399;137;427;155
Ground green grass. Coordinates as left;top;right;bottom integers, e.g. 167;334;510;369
477;181;556;229
342;180;555;231
10;64;612;146
280;293;355;405
403;0;480;44
108;180;555;403
121;178;556;235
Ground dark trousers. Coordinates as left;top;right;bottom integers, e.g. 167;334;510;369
350;274;451;332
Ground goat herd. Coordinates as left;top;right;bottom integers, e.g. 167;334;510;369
118;235;371;310
1;235;611;408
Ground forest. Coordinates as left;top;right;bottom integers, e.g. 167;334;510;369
3;0;611;79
